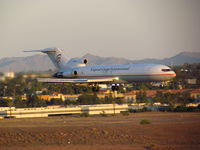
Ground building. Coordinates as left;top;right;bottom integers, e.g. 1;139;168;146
63;94;80;101
190;89;200;102
0;104;130;118
37;93;65;101
37;93;81;101
186;79;197;85
0;96;14;100
0;72;15;81
126;89;200;103
4;72;15;78
0;76;5;81
124;92;137;103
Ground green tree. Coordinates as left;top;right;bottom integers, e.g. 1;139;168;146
13;96;27;108
26;95;47;107
136;91;148;103
103;95;113;104
0;99;10;107
48;98;64;105
77;93;99;105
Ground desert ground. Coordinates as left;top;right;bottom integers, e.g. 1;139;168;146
0;112;200;150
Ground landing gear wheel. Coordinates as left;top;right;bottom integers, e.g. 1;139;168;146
92;86;99;92
111;84;120;91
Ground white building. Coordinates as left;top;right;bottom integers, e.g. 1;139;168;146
4;72;15;78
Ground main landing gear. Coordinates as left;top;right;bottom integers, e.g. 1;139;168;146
91;83;121;92
111;84;120;91
92;85;100;92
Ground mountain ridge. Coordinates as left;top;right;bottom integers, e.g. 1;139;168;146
0;51;199;72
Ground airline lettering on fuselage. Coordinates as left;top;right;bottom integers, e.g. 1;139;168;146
91;67;130;72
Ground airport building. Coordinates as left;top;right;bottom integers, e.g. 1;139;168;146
0;104;131;119
37;93;81;101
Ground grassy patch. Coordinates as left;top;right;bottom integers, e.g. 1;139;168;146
120;111;130;116
145;143;156;150
80;112;89;117
140;119;151;125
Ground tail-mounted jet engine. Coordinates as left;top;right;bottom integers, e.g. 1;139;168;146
66;58;88;68
53;72;63;78
83;59;87;64
73;70;78;76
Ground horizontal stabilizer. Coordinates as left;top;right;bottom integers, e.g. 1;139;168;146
24;47;58;53
24;47;67;70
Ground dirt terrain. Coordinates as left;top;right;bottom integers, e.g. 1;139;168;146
0;112;200;150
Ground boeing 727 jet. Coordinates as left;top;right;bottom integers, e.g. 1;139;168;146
25;47;176;85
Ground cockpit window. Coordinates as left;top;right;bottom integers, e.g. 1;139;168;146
162;69;172;72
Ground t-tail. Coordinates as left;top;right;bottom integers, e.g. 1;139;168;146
24;47;68;70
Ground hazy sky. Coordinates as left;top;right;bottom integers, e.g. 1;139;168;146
0;0;200;60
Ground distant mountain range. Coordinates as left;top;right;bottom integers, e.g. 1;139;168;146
0;55;56;72
0;51;200;72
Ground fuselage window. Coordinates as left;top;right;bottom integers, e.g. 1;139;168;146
162;69;172;72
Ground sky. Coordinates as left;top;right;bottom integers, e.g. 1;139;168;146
0;0;200;60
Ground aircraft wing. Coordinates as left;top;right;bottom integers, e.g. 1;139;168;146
37;77;119;83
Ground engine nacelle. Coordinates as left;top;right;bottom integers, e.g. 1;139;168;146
66;58;88;68
54;70;79;78
53;72;64;78
83;59;87;64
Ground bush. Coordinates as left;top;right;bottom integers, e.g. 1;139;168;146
49;98;63;105
80;112;89;117
145;143;156;150
115;98;123;104
77;93;99;105
120;111;129;116
0;99;10;107
140;119;151;125
186;106;199;112
174;105;187;112
135;107;149;113
26;95;47;107
128;108;136;113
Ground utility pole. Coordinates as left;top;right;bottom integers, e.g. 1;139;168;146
113;91;117;115
3;85;7;97
111;84;119;115
14;84;20;97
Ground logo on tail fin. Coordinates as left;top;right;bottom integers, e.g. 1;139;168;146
56;54;62;65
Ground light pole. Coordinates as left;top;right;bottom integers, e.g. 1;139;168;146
14;84;20;97
3;85;7;97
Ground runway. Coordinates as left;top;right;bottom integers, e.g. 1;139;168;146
0;112;200;150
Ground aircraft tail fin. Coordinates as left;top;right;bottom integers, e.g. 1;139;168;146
24;47;67;70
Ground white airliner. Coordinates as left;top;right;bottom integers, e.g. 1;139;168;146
25;47;176;84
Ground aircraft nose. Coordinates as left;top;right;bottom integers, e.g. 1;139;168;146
172;71;176;78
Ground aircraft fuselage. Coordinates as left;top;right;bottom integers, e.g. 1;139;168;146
61;63;176;82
